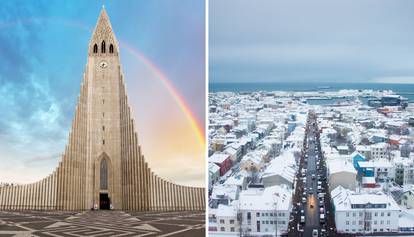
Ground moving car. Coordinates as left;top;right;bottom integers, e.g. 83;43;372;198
320;214;325;224
312;229;319;237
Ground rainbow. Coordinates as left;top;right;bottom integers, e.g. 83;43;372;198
119;41;205;150
0;17;205;151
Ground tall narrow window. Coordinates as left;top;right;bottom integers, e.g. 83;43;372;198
103;126;105;131
101;40;106;53
93;44;98;53
109;44;114;53
102;139;105;145
100;159;108;190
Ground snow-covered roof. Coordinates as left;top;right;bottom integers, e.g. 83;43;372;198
337;145;349;151
262;150;297;182
209;163;220;174
371;142;388;149
327;159;356;175
239;185;292;211
225;172;247;187
209;153;230;164
362;176;376;184
224;146;238;156
370;158;393;168
331;186;400;212
356;145;370;152
211;184;239;201
216;202;238;218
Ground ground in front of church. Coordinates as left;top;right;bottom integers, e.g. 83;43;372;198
0;210;205;236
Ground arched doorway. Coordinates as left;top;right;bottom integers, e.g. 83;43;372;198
99;158;110;210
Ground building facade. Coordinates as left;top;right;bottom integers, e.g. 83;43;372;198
332;186;400;234
238;185;292;236
0;8;204;211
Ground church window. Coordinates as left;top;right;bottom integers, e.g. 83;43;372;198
100;158;108;189
101;40;106;53
103;126;105;131
93;44;98;53
109;44;114;53
103;139;105;145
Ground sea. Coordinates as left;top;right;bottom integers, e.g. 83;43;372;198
209;82;414;102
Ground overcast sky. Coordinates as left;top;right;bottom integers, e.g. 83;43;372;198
210;0;414;83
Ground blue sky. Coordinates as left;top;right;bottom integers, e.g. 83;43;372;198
0;1;205;186
210;0;414;83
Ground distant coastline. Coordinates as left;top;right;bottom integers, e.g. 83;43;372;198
209;82;414;102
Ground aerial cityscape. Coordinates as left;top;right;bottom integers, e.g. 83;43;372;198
208;88;414;236
208;1;414;236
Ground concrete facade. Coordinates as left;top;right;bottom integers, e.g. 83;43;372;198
0;8;205;211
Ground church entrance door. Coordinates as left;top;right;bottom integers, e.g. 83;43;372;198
99;193;110;210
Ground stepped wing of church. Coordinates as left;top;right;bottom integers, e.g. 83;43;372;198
0;8;205;211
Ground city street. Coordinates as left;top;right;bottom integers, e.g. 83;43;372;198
289;112;331;237
304;123;320;236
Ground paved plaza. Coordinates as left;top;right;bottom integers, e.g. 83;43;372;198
0;210;205;236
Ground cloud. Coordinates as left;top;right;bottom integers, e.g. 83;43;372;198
148;151;205;187
0;1;205;187
210;0;414;83
0;1;73;178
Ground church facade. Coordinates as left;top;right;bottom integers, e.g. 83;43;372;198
0;8;205;211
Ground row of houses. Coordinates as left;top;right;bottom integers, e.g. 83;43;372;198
315;97;414;234
208;92;309;236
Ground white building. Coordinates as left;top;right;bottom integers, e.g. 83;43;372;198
326;159;357;191
372;158;395;183
371;142;389;160
209;163;220;188
332;186;400;234
356;145;371;160
261;150;297;189
238;185;292;236
215;202;239;233
393;156;414;186
210;184;239;208
399;186;414;209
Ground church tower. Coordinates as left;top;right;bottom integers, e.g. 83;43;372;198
85;7;123;210
0;7;205;211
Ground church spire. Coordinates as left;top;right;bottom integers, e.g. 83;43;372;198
89;7;119;55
